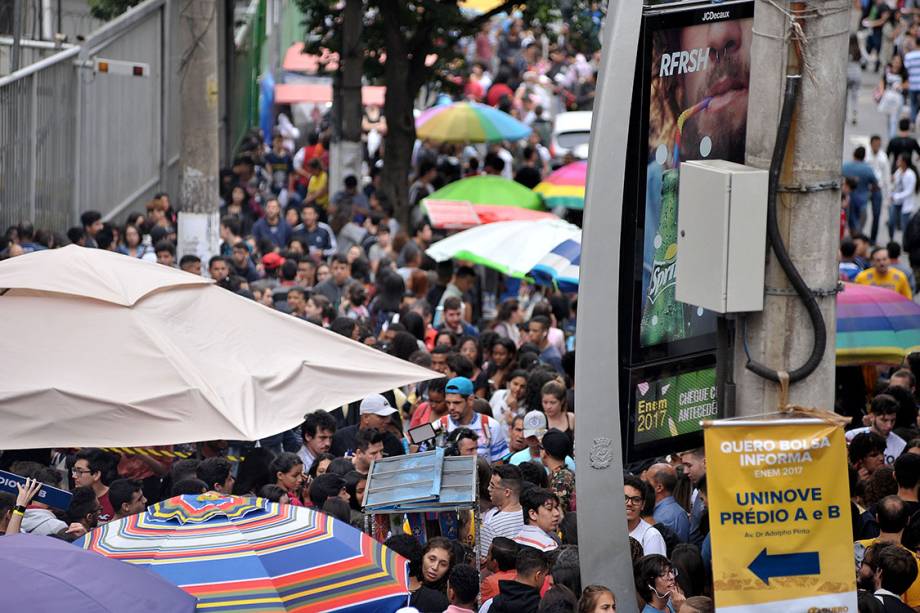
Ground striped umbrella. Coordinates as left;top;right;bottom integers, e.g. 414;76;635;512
837;282;920;365
415;101;531;143
534;161;587;210
77;494;410;612
529;238;580;292
426;218;581;279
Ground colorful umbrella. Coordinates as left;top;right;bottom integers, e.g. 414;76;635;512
78;494;410;612
836;282;920;365
426;218;581;279
415;102;531;143
534;161;587;210
0;533;197;612
529;238;580;292
424;175;543;211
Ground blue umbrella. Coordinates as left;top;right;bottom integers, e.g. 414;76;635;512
529;238;580;292
0;532;196;612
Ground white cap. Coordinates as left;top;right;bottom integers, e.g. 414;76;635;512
522;410;547;439
360;393;397;417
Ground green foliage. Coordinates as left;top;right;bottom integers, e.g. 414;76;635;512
88;0;143;21
295;0;604;91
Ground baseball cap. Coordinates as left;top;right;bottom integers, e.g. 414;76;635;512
445;377;474;397
542;429;572;460
263;252;284;270
522;410;548;439
360;394;397;417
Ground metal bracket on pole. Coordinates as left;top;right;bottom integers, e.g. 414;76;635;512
764;282;842;297
776;180;840;193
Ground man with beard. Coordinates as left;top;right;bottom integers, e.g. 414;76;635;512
675;16;752;164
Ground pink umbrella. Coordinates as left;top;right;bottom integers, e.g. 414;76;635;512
534;161;587;210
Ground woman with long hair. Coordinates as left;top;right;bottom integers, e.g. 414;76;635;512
542;380;574;439
384;535;449;612
492;298;523;346
489;368;528;437
269;452;305;506
419;536;455;593
483;337;518;393
122;223;152;260
458;336;483;382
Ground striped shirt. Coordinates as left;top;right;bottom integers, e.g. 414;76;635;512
513;524;559;552
905;50;920;92
480;507;525;561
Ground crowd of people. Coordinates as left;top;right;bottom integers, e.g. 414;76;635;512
13;3;920;613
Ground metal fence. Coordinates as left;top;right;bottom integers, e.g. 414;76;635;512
0;0;180;232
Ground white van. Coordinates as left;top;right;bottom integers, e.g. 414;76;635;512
551;111;592;164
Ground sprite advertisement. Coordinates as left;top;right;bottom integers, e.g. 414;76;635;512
639;7;753;349
634;367;717;445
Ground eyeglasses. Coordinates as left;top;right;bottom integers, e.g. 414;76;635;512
624;495;643;506
658;568;679;579
71;468;94;476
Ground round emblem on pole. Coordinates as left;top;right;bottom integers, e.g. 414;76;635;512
589;437;613;469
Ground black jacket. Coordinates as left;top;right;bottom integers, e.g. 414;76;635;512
903;211;920;267
490;580;541;613
878;593;915;613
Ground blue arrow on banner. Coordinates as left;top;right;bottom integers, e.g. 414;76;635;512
748;548;820;585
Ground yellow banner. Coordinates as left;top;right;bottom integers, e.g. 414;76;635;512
704;420;856;612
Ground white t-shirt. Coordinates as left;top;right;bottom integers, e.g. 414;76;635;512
845;427;906;465
630;520;666;556
480;507;524;561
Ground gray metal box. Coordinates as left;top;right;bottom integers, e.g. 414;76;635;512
675;160;768;314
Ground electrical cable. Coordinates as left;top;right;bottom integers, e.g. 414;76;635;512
743;74;827;384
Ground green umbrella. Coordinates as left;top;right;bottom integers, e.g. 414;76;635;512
424;175;543;210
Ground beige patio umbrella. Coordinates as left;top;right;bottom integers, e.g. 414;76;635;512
0;245;437;449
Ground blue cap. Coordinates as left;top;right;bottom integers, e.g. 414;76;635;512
445;376;474;397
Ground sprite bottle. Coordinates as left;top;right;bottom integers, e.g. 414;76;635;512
640;168;690;346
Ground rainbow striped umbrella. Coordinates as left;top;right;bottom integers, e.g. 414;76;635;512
837;282;920;365
416;101;531;143
77;494;410;612
534;161;587;210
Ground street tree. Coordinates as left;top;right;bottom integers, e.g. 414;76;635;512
295;0;603;225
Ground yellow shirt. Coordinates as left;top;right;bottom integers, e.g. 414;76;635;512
854;267;912;300
856;538;920;607
307;171;329;209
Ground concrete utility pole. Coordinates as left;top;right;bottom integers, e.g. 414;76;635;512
329;0;364;200
177;0;221;265
574;0;643;609
732;0;850;415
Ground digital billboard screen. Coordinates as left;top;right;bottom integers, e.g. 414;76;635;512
632;1;754;359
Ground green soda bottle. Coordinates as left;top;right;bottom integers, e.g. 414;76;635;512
639;168;688;346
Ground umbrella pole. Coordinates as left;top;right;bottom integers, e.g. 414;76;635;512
474;505;482;607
